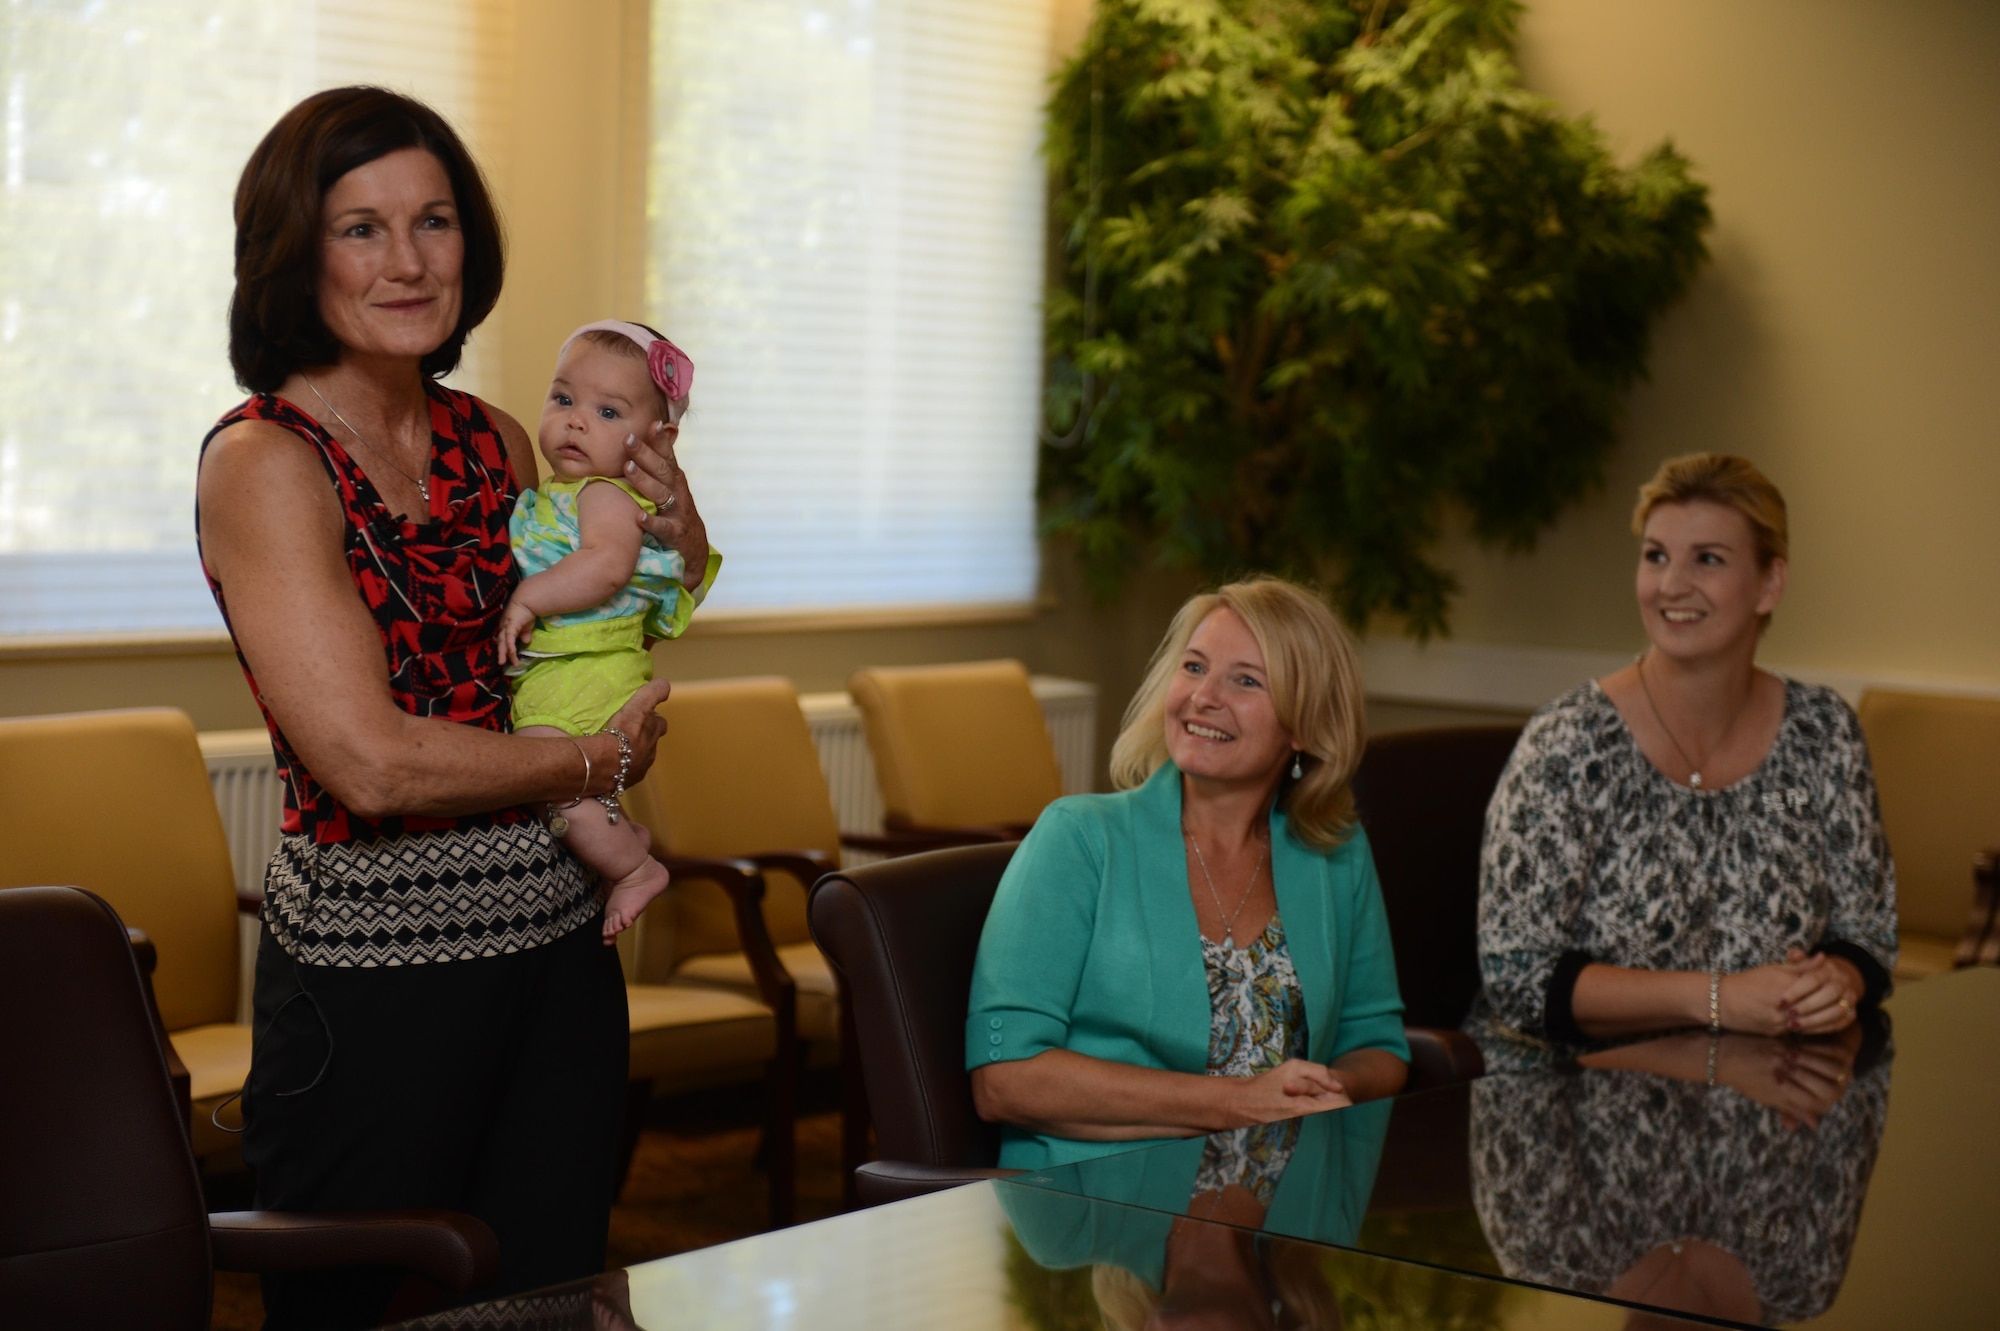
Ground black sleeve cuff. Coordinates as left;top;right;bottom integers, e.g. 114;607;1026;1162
1543;949;1597;1045
1817;938;1892;1009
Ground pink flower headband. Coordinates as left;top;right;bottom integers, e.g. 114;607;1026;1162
559;319;694;403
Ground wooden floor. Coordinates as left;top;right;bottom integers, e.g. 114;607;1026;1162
209;1075;850;1330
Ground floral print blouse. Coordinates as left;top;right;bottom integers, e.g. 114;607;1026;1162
1194;916;1309;1203
1473;679;1897;1043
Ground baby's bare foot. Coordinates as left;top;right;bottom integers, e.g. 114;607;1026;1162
601;857;670;943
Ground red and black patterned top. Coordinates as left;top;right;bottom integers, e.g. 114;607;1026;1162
197;383;539;846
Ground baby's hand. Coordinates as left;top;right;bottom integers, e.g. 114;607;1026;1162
496;598;538;666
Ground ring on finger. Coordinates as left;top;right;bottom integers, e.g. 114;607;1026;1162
1836;997;1852;1012
662;493;676;509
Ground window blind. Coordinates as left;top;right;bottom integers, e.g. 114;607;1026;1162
647;0;1050;615
0;0;514;636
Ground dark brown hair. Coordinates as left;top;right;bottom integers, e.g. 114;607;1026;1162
228;86;505;392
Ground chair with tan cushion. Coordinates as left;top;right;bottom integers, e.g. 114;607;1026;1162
624;677;845;1058
0;709;257;1164
618;676;860;1223
1857;690;2000;979
616;880;794;1225
847;660;1064;844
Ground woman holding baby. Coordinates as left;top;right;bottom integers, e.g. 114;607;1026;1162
196;86;708;1326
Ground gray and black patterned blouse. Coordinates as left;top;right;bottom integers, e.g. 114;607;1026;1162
1472;679;1897;1043
1194;917;1309;1204
1470;1057;1890;1323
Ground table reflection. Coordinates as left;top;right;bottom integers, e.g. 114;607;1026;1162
1001;1108;1386;1329
1471;1028;1891;1326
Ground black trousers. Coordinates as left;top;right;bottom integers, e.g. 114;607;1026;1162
243;917;629;1330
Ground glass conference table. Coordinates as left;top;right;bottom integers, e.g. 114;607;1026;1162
390;966;1998;1330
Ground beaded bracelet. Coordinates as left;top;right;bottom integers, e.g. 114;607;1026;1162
1708;969;1723;1035
598;725;633;825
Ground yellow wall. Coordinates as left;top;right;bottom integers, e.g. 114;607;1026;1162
1438;0;2000;691
4;0;1992;758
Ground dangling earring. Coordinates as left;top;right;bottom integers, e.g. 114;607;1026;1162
1291;751;1304;780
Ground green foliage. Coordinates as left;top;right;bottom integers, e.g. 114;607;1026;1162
1040;0;1711;634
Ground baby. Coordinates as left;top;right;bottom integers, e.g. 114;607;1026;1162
498;319;705;940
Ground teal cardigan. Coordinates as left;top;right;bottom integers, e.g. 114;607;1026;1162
997;1099;1393;1289
966;762;1410;1170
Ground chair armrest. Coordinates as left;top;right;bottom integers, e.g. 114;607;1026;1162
842;823;1019;856
658;854;798;1023
237;889;264;916
127;926;157;975
743;849;839;888
854;1160;1020;1207
208;1209;500;1292
1961;849;2000;968
1402;1026;1484;1092
127;927;191;1126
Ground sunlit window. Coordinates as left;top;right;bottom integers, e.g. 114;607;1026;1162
0;0;508;636
647;0;1050;615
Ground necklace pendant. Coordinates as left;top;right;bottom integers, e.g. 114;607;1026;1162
1689;771;1703;789
1222;931;1235;952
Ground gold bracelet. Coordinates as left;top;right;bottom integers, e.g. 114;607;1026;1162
1708;969;1723;1034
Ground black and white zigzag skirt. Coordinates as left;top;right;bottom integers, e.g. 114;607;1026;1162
261;820;598;968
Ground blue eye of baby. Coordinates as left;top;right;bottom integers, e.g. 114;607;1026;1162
598;407;619;420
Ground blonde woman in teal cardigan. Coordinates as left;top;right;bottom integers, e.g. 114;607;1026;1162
968;578;1409;1172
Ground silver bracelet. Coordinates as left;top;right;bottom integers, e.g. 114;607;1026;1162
547;738;594;839
1708;969;1723;1034
598;725;633;825
1705;1033;1720;1088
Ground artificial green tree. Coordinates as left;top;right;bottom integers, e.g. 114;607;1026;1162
1040;0;1711;634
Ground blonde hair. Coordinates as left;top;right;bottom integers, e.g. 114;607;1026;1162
1632;453;1788;566
1108;577;1367;852
574;326;688;427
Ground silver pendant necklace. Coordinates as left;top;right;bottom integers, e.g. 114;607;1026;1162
1635;650;1749;791
1185;825;1268;951
304;375;430;505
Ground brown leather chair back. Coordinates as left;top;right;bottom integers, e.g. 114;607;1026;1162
808;842;1017;1169
1352;725;1523;1030
0;885;212;1327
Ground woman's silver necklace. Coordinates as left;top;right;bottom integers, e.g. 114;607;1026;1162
304;375;430;504
1185;826;1268;951
1635;651;1748;790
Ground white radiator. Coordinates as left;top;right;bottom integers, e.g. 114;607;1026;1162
197;729;283;1024
198;672;1098;896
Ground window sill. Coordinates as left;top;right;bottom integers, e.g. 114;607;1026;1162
0;630;237;663
682;601;1038;636
0;602;1043;661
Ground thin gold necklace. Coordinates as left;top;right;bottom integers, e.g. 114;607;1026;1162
1185;825;1268;951
1635;651;1749;791
304;375;430;504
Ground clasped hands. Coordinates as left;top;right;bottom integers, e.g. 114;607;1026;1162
1233;1058;1353;1125
1713;1029;1861;1132
1718;948;1864;1038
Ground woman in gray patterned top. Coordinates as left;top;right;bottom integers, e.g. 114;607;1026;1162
1471;1031;1889;1324
1473;454;1896;1048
